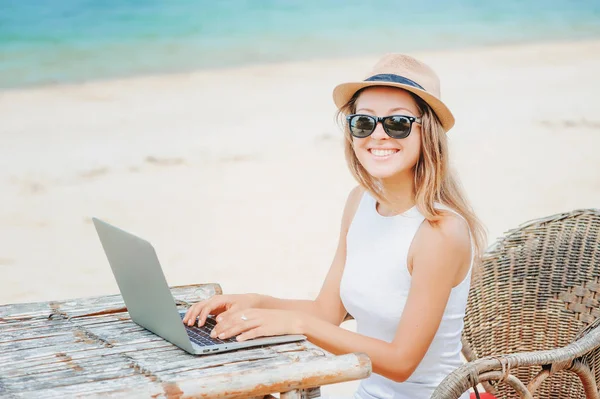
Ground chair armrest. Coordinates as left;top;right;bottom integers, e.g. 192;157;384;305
431;323;600;399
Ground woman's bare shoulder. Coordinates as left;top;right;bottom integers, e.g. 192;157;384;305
340;185;365;231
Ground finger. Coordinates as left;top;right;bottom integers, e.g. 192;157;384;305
236;327;265;342
210;313;231;338
215;307;236;323
211;309;251;338
185;301;208;326
198;297;225;327
213;308;256;335
213;318;261;340
182;302;201;324
182;308;190;324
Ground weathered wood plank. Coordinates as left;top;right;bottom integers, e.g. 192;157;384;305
0;336;361;397
0;317;73;333
0;303;53;320
0;329;72;344
0;283;221;320
0;338;170;368
143;350;325;381
3;364;139;391
12;354;365;398
3;342;316;383
101;352;371;399
12;375;163;398
0;339;106;359
0;342;173;373
2;346;328;396
0;284;372;398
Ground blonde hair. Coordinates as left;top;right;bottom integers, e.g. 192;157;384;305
337;88;487;268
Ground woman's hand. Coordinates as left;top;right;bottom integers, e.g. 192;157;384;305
182;294;262;327
210;308;307;342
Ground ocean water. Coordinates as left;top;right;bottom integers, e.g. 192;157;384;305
1;0;600;88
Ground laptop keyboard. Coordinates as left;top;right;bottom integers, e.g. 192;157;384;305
180;314;237;347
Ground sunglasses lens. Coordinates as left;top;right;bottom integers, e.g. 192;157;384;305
349;115;375;138
384;116;411;139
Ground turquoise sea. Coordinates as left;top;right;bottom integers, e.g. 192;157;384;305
1;0;600;88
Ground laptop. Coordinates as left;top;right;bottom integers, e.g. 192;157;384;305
92;217;306;355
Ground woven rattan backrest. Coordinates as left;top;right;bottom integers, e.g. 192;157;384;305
462;209;600;398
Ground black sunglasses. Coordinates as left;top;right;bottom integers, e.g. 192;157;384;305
346;114;422;139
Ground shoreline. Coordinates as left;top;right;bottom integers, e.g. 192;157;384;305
2;37;600;93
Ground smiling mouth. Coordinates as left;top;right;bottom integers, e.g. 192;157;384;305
369;148;399;157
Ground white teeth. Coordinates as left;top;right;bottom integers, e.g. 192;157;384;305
370;149;398;157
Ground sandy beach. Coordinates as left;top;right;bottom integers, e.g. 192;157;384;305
1;39;599;395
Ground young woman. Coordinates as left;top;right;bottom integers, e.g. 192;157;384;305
183;53;486;399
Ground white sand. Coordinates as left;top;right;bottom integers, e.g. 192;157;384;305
1;39;599;396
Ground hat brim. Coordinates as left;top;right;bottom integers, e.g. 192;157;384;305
332;81;455;132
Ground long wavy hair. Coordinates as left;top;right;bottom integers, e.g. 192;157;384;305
337;88;487;269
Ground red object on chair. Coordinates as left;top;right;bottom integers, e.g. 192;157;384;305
470;393;497;399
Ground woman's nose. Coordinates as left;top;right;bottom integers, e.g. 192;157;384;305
370;121;388;140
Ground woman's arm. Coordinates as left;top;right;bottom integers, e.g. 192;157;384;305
301;213;472;382
256;186;364;325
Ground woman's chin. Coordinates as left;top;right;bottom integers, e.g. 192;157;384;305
363;165;403;180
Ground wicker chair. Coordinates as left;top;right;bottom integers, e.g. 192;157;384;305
432;209;600;399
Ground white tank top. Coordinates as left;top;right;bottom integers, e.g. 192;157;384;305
340;191;472;399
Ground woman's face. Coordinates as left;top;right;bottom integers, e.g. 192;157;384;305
352;87;422;181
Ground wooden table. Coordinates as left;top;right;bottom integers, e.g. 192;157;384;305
0;284;371;398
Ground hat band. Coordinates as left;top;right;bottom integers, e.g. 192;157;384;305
365;74;425;91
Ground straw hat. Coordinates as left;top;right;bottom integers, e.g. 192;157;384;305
332;54;455;132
